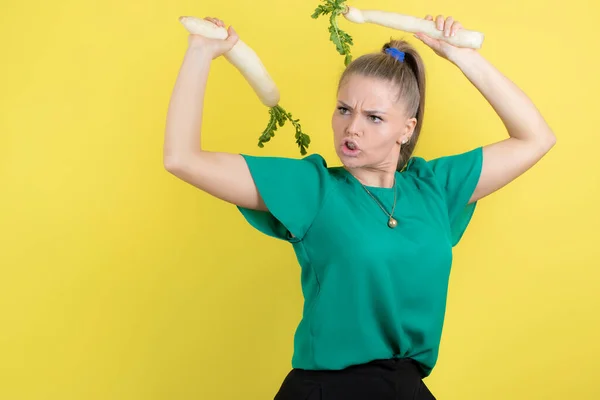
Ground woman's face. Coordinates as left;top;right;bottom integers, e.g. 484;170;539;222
332;74;416;171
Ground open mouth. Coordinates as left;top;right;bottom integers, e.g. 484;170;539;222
342;139;360;155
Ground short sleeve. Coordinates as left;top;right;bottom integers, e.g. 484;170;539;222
236;153;330;242
426;147;483;246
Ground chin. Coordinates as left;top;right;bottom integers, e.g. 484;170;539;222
336;151;363;169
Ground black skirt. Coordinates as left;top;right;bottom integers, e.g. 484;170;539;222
274;358;436;400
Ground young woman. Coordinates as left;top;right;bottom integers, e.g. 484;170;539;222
164;14;556;400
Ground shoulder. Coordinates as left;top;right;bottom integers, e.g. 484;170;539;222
402;147;483;180
240;152;328;168
238;152;340;202
239;152;330;179
302;153;329;169
402;155;435;179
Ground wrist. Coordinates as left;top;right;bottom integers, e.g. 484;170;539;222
449;48;481;69
186;44;215;60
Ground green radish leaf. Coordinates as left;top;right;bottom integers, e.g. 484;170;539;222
329;26;343;55
344;53;352;66
311;5;329;19
311;0;353;65
258;106;310;155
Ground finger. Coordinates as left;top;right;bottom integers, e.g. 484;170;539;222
223;26;239;51
414;33;438;50
435;15;444;31
451;21;462;37
444;16;454;37
424;14;433;21
227;26;239;42
216;19;225;27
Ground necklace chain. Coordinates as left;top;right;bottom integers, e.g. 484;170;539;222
359;177;398;229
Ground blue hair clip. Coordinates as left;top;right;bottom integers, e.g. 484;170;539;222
385;47;405;62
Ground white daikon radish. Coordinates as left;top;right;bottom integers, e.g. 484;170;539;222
179;16;280;107
312;0;485;65
179;16;310;155
342;6;485;49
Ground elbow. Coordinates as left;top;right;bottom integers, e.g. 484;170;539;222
520;130;556;159
542;130;557;153
534;131;557;161
163;154;187;175
549;132;557;148
164;151;204;177
529;129;556;155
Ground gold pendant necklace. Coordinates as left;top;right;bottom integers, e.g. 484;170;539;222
359;177;398;229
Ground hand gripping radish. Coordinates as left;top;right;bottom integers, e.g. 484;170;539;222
343;7;484;48
312;0;484;65
179;16;311;155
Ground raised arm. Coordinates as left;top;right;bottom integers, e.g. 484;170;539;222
453;49;557;204
415;15;556;204
163;18;267;211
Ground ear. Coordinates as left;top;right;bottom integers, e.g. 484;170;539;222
397;117;417;145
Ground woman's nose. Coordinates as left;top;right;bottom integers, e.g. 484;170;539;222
346;116;363;136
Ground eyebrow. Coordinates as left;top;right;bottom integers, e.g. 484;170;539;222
337;101;387;115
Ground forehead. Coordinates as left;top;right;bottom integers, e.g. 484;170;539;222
338;74;400;106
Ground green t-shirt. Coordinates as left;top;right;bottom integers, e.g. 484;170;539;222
237;147;483;377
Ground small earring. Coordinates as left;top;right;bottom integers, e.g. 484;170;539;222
402;139;408;144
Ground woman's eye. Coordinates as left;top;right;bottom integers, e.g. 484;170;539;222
337;107;381;122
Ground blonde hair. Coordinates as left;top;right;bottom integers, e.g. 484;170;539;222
337;40;426;171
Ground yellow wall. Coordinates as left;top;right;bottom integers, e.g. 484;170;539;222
1;0;598;398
